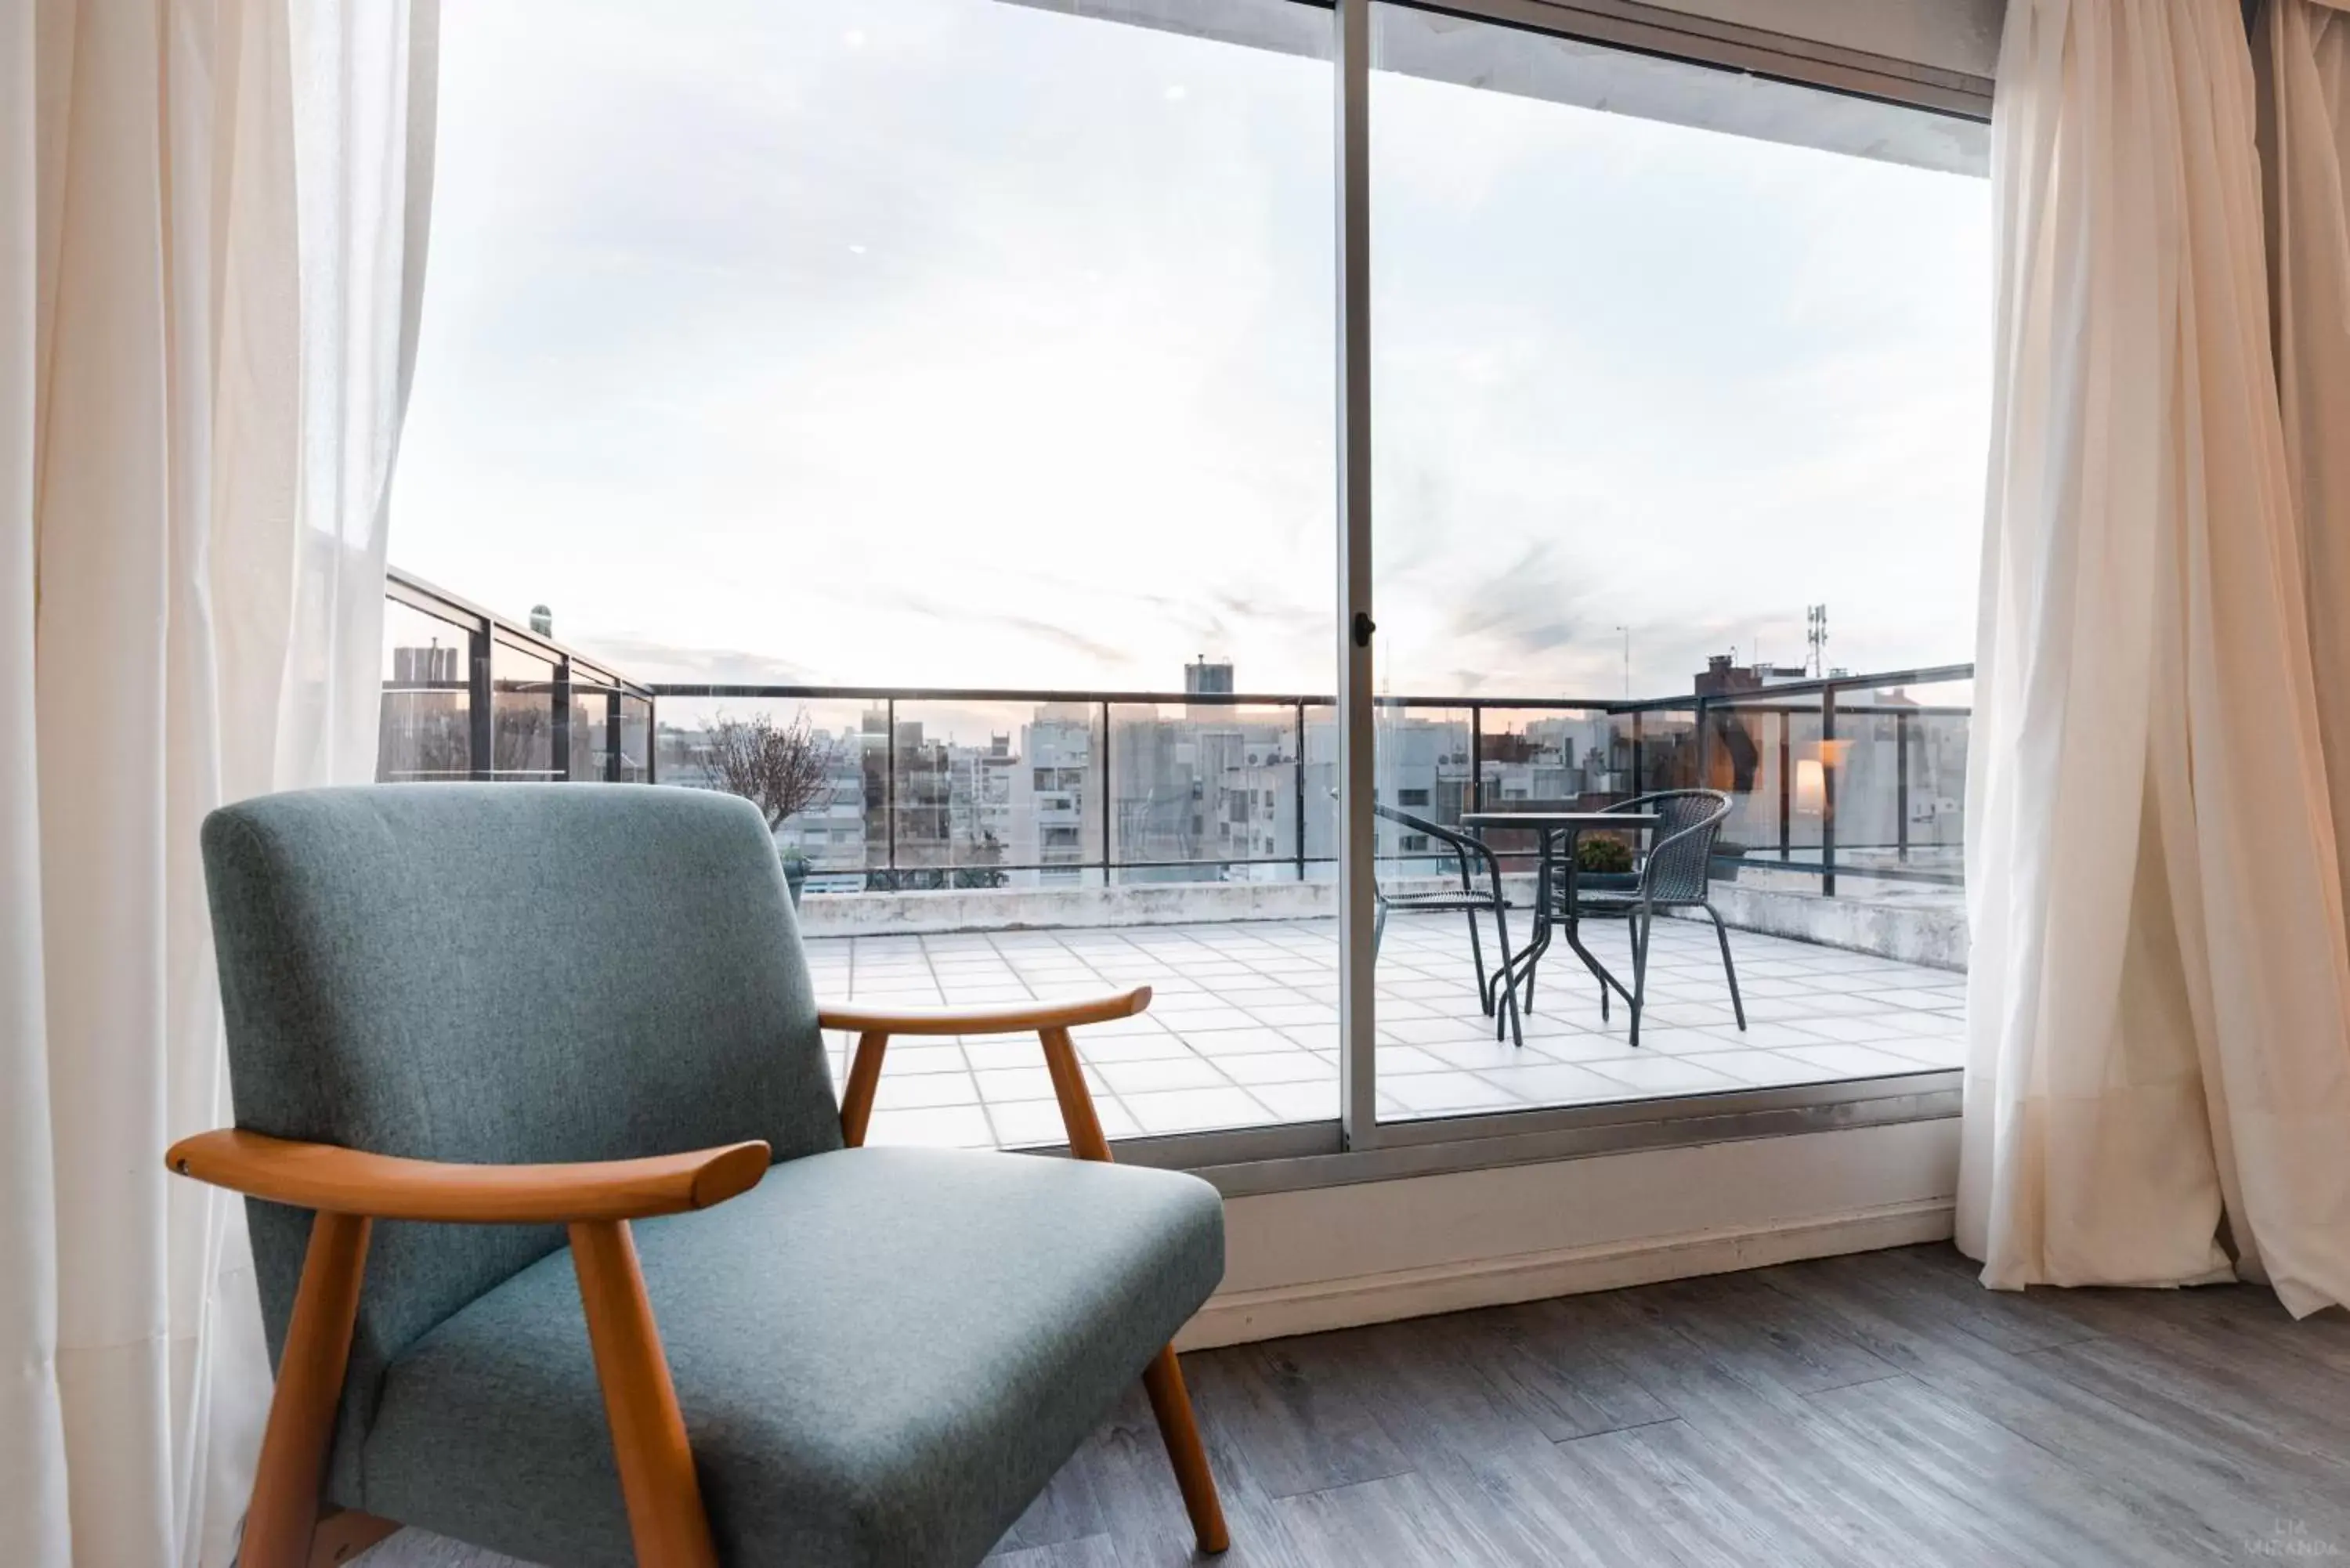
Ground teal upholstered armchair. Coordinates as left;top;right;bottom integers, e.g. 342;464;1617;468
169;786;1228;1568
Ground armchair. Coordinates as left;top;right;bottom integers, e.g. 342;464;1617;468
173;785;1228;1568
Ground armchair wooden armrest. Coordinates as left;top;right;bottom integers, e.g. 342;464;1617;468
816;985;1151;1035
165;1129;771;1223
821;985;1152;1160
164;1129;772;1568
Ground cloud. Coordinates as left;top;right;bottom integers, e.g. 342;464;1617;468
565;634;815;688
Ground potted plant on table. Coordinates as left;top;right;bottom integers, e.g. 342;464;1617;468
700;708;836;908
1574;831;1640;892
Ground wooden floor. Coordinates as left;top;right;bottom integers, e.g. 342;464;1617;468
367;1243;2350;1568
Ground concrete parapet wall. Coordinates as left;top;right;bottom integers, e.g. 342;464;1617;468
797;873;1969;972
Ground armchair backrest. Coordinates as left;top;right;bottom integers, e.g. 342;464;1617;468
1610;789;1730;903
201;784;842;1498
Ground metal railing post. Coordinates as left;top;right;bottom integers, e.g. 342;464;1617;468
1896;708;1911;863
1695;695;1711;792
1630;710;1644;796
1820;685;1838;898
1293;700;1308;882
1469;703;1483;814
552;660;573;782
1777;707;1791;862
468;623;493;780
885;697;898;882
1100;699;1112;887
606;689;623;782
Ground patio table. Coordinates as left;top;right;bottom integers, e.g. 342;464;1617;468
1461;808;1658;1039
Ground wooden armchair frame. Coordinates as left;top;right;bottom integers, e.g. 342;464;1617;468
164;985;1227;1568
166;1131;769;1568
820;984;1229;1555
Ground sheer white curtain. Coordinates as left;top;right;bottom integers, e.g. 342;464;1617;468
1961;0;2350;1317
0;2;436;1564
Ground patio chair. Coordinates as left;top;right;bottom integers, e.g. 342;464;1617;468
1558;789;1746;1045
168;784;1228;1568
1372;801;1524;1048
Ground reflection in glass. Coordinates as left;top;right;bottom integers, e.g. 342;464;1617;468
888;702;1101;891
1110;703;1317;883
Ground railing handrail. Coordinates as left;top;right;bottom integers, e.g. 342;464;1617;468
649;682;1629;709
389;565;656;701
643;665;1976;715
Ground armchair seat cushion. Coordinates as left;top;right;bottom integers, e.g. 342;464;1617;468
357;1146;1224;1568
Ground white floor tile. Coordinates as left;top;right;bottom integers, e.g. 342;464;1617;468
1121;1086;1271;1134
1581;1054;1739;1094
1777;1043;1943;1077
1097;1057;1230;1094
862;1105;995;1149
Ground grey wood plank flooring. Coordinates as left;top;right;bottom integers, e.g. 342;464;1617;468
358;1244;2350;1568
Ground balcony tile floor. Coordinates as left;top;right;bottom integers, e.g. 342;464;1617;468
804;915;1967;1150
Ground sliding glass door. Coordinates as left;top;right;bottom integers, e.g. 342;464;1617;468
397;0;1990;1169
1343;2;1990;1144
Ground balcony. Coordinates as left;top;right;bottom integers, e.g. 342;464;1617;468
381;569;1969;1155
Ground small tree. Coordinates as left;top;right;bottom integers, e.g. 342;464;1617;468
700;709;837;833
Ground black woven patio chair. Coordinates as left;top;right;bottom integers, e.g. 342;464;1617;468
1553;789;1745;1045
1373;802;1523;1049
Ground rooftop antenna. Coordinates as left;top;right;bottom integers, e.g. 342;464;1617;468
1806;605;1828;677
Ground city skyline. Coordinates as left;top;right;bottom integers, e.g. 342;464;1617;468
387;0;1994;698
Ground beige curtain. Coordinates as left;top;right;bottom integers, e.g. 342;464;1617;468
2259;2;2350;915
0;3;436;1564
1961;0;2350;1316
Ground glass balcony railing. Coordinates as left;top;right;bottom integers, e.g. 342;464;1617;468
642;674;1969;901
379;568;656;785
381;569;1966;901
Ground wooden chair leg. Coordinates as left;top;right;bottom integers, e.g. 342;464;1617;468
1143;1346;1230;1554
838;1029;890;1147
1039;1028;1230;1552
1038;1024;1112;1162
569;1220;718;1568
241;1211;372;1568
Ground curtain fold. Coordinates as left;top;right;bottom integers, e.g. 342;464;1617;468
1961;0;2350;1317
0;3;436;1564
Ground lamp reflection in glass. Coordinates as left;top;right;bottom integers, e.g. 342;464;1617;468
1795;757;1828;817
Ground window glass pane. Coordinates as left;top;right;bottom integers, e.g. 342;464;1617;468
490;639;559;779
569;669;609;782
658;697;873;883
1109;703;1312;883
616;694;654;784
392;0;1338;1150
379;600;475;782
1369;5;1987;1121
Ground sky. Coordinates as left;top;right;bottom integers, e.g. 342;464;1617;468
388;0;1994;706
